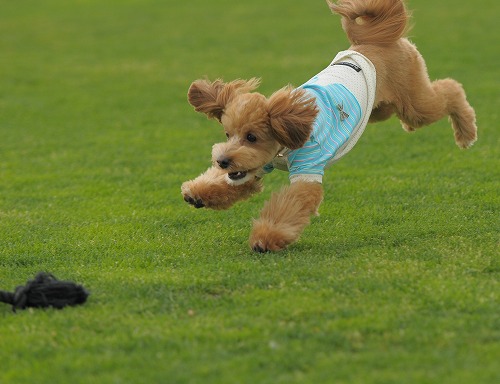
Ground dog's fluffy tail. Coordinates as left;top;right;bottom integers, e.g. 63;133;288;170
328;0;410;45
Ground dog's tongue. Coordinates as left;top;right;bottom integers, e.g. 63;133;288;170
228;171;247;180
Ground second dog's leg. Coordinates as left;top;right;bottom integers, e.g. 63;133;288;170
249;181;323;252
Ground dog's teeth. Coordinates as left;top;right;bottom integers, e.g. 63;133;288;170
228;171;248;180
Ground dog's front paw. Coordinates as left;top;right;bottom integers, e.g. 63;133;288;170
181;181;206;209
249;220;297;252
183;194;205;209
181;166;264;211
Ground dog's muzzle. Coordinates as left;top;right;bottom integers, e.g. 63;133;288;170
216;157;249;180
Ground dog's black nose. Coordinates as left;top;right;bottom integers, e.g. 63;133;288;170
217;158;231;169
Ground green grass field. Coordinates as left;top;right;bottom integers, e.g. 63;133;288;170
0;0;498;383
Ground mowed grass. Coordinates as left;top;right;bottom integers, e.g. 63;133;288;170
0;0;498;383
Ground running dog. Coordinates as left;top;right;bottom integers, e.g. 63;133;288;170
181;0;477;252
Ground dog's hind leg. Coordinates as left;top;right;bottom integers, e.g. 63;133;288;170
399;79;477;148
181;167;263;210
249;181;323;252
396;77;477;149
434;79;477;148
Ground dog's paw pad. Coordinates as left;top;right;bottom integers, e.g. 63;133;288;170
193;199;205;208
252;242;269;253
250;235;289;253
183;195;205;208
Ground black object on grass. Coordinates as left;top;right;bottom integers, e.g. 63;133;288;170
0;272;89;312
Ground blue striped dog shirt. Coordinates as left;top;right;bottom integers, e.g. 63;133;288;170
262;50;377;183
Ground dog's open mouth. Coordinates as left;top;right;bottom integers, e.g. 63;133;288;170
228;171;248;180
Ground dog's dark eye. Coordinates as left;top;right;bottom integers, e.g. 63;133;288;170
225;132;230;139
246;133;257;143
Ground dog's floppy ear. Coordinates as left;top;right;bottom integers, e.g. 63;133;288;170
187;78;261;122
267;86;318;149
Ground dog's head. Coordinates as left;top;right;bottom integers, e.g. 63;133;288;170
187;78;318;184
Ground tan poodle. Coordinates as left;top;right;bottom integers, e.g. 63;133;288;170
181;0;477;252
